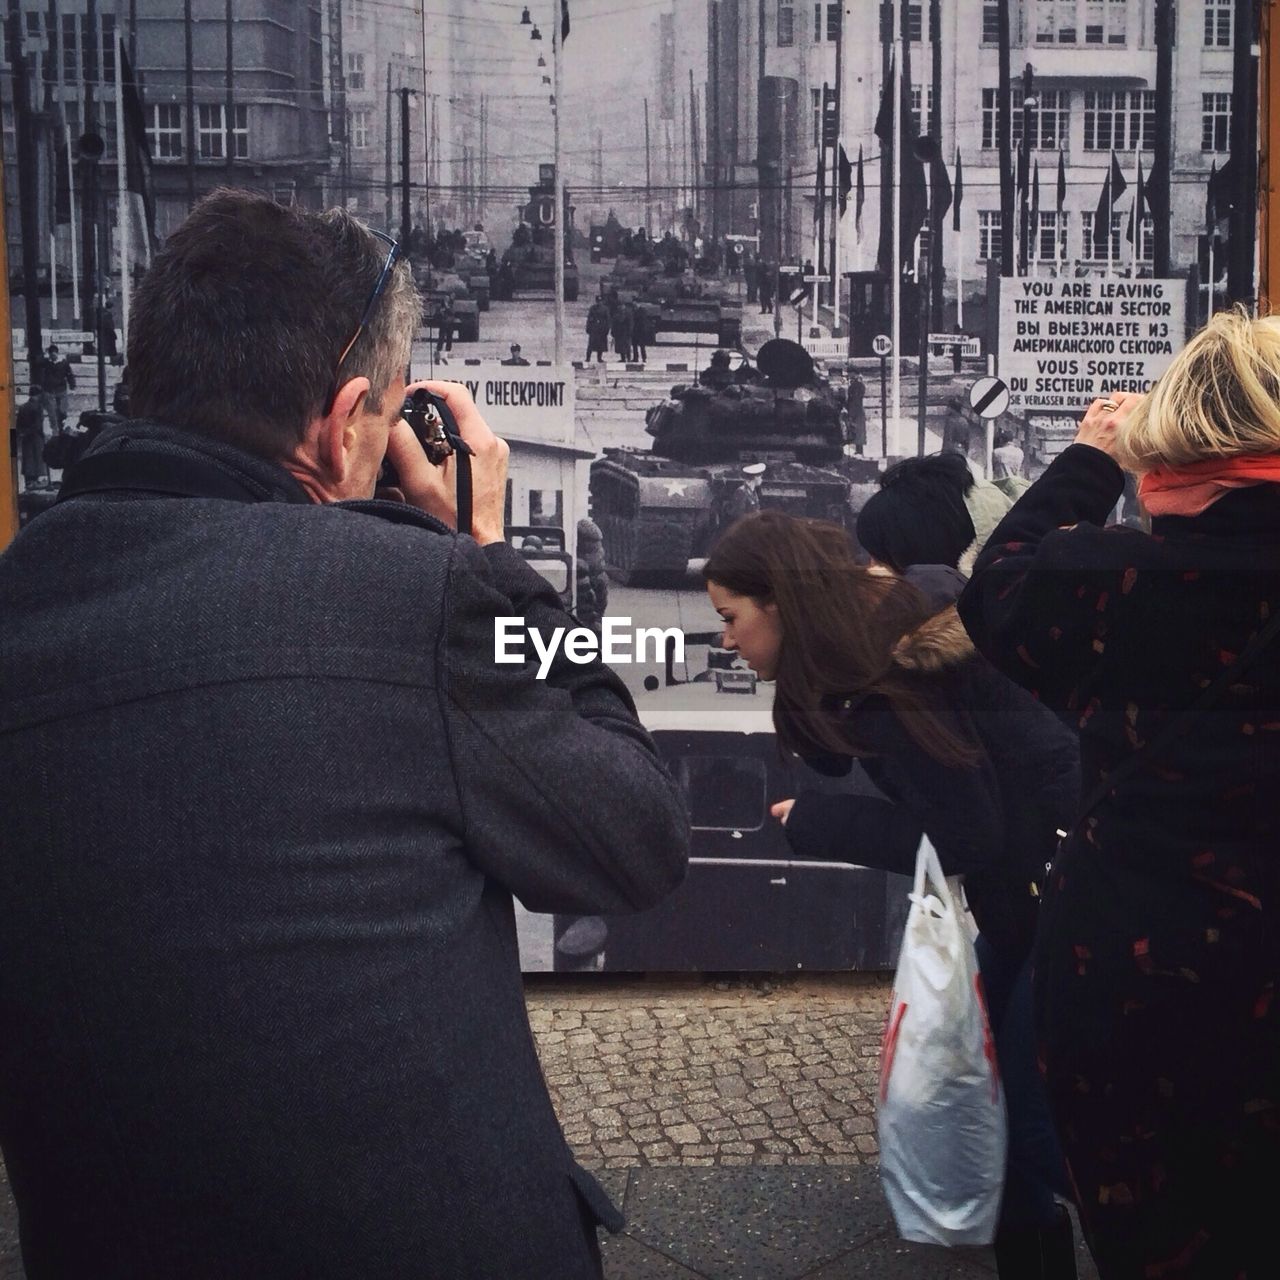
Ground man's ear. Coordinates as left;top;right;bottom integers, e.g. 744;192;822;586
316;376;371;484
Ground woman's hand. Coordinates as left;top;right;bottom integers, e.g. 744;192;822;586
770;799;796;826
1074;391;1144;458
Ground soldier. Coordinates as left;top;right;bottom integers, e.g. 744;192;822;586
723;462;766;525
632;306;652;364
744;252;759;305
699;349;735;390
38;343;76;433
610;300;634;364
502;343;530;366
846;371;867;456
435;295;454;362
585;298;611;363
16;386;47;489
96;296;119;362
758;264;775;314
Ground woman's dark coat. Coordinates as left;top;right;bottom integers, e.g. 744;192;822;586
957;442;1280;1278
783;568;1080;961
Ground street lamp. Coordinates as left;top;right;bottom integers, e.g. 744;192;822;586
516;4;564;364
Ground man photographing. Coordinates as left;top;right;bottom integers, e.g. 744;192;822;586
0;190;689;1279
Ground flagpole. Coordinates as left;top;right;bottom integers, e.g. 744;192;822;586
552;0;565;367
954;149;963;329
891;28;901;453
834;137;842;337
53;0;80;323
1130;145;1139;276
114;35;131;351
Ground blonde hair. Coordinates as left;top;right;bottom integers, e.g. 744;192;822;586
1113;308;1280;472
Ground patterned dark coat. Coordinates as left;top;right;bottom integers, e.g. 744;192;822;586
958;443;1280;1279
0;421;689;1280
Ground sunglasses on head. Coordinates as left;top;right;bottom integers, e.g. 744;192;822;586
322;227;401;415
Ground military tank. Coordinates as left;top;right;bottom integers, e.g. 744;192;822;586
496;165;580;302
589;340;852;584
413;265;482;343
599;266;742;349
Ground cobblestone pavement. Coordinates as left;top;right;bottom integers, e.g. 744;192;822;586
528;973;894;1172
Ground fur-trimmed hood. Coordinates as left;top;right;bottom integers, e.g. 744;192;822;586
890;563;975;673
892;604;976;672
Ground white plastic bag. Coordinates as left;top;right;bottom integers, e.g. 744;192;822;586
877;836;1007;1246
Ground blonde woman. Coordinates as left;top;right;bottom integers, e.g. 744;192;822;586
958;308;1280;1280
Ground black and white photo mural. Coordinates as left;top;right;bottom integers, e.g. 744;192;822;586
3;0;1264;970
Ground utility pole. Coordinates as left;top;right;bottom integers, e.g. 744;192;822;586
996;0;1014;277
6;0;43;356
929;0;944;326
384;65;393;230
690;72;701;231
85;0;102;321
399;88;412;248
645;98;653;238
419;7;430;235
1227;0;1260;307
225;0;235;172
552;0;565;366
183;0;195;212
1150;0;1174;275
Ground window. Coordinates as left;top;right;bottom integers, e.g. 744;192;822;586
1031;211;1068;263
1201;92;1231;152
1083;0;1127;46
978;210;1002;262
982;2;1001;43
60;13;115;85
1204;0;1232;47
350;108;370;150
909;84;933;135
230;104;248;158
350;0;367;31
196;104;248;160
982;88;1069;151
879;3;922;42
1082;210;1123;261
812;2;839;41
345;51;365;91
811;88;822;148
1083;90;1156;152
146;103;183;160
1036;0;1076;44
1133;214;1155;264
777;0;794;45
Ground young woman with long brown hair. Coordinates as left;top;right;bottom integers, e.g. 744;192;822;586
704;512;1081;1280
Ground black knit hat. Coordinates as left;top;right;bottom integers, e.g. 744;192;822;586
855;453;976;573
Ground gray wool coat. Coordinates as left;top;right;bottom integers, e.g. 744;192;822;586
0;421;690;1279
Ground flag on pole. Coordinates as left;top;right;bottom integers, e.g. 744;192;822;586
855;144;865;237
1056;149;1066;214
838;143;853;217
1093;150;1127;247
561;1;570;42
952;149;963;231
873;43;926;276
932;150;952;229
120;42;158;251
1126;155;1146;244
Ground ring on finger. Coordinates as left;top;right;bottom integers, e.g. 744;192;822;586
1099;398;1119;412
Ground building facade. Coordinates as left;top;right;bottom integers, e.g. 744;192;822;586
706;0;1241;313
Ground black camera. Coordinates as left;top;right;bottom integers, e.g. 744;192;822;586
401;387;468;467
386;386;475;531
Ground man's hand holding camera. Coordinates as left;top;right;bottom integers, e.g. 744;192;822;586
383;379;510;546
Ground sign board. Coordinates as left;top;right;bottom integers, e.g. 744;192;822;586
443;363;576;444
872;334;893;357
802;274;832;283
998;277;1186;411
725;233;760;244
928;333;982;357
802;337;847;359
969;376;1010;420
778;263;801;273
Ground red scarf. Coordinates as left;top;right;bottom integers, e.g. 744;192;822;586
1137;455;1280;517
